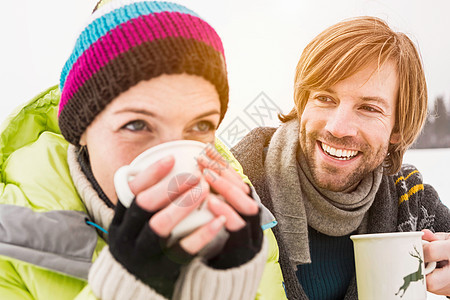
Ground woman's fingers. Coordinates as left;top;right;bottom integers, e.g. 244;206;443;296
179;215;227;255
197;145;250;194
203;143;231;169
149;178;209;238
136;170;202;212
203;168;259;216
128;155;175;195
208;194;246;231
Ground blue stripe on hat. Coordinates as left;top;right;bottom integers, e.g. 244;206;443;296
60;1;198;90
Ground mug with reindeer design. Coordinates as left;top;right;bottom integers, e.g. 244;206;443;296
351;232;436;300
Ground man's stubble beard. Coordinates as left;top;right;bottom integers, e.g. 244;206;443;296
299;128;388;192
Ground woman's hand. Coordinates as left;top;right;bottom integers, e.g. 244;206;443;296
192;144;264;269
196;144;258;215
127;155;228;254
108;155;227;298
422;229;450;296
128;145;260;256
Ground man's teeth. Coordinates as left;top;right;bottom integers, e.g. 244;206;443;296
321;143;358;160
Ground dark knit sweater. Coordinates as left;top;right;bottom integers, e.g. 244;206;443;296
231;127;450;300
296;227;355;300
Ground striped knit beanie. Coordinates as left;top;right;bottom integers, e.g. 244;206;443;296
59;0;228;145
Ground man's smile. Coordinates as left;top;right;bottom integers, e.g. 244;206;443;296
319;141;359;161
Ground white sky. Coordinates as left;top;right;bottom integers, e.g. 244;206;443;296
1;0;449;126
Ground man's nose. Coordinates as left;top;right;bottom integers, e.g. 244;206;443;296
324;106;357;138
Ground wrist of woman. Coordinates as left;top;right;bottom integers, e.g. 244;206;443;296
89;247;168;300
207;208;263;269
108;199;194;298
207;183;263;269
174;237;268;300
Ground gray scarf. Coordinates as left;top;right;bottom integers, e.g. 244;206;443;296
265;119;382;265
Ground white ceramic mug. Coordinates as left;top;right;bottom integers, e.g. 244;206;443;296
350;232;436;300
114;140;214;244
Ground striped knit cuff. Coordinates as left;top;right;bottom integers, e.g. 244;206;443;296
173;236;268;300
88;247;167;300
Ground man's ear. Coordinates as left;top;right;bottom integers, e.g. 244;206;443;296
79;132;87;146
390;132;400;144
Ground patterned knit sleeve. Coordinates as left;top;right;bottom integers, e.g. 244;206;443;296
395;164;450;233
421;184;450;233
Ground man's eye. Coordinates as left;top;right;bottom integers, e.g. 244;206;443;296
122;120;148;131
316;95;333;103
193;120;215;132
361;106;381;113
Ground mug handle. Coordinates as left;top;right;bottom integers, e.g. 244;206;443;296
422;240;437;275
114;165;135;208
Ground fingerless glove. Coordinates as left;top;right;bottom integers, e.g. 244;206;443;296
108;200;194;298
208;186;263;269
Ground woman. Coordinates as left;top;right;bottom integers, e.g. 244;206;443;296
0;0;286;299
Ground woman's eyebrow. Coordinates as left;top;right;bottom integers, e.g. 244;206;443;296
113;108;157;117
193;109;220;119
113;108;220;120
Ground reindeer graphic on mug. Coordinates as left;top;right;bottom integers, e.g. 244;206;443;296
395;245;424;297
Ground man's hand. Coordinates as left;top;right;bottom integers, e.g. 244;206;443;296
422;229;450;296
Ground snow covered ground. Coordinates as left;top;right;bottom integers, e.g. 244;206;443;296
403;148;449;299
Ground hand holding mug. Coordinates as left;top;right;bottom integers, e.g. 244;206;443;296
193;144;263;269
114;140;220;245
422;229;450;296
108;147;227;298
351;231;437;300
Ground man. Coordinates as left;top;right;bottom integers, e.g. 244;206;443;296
231;16;450;299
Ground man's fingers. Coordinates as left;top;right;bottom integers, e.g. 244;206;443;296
434;232;450;240
208;194;246;231
422;229;439;242
179;216;226;255
426;265;450;295
128;155;175;195
423;239;450;263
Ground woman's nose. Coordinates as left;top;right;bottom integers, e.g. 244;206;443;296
159;132;184;144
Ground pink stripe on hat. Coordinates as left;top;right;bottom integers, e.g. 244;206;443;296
60;11;224;111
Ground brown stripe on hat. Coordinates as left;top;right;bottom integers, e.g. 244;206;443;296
59;37;228;145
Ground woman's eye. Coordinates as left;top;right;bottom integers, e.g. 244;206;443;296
122;120;148;132
192;120;215;133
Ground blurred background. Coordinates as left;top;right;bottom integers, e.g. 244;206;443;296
1;1;448;297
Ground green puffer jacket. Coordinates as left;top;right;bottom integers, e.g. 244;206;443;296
0;86;287;300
